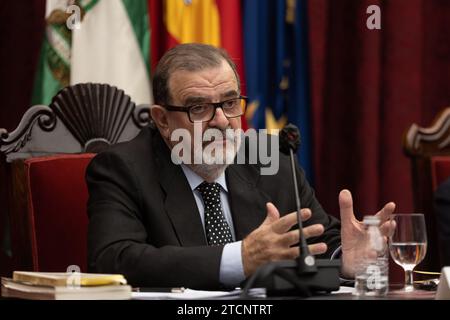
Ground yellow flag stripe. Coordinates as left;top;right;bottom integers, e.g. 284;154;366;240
165;0;221;46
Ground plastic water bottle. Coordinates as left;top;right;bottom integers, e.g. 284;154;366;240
354;216;389;297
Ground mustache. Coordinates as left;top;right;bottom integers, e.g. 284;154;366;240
202;127;239;143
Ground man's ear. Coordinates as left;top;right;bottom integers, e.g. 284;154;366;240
150;105;170;138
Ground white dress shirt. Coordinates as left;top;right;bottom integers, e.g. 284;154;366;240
181;165;245;287
180;165;344;287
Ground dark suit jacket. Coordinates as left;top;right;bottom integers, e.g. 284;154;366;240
434;177;450;266
86;126;341;289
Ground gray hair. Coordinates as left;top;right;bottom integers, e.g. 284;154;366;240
152;43;240;105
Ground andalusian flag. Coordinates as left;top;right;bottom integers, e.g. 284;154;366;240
32;0;152;106
32;0;71;105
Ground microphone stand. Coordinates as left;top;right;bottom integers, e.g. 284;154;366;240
241;124;341;298
289;147;317;275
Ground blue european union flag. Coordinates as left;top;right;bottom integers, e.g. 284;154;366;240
244;0;313;182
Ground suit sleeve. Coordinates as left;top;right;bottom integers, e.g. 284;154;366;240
86;151;224;289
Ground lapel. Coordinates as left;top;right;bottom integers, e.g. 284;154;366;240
153;131;207;246
152;129;271;244
225;163;271;240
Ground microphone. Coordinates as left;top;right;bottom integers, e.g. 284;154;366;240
279;123;301;154
241;124;341;298
279;124;317;274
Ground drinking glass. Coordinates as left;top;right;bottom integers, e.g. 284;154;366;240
389;214;427;292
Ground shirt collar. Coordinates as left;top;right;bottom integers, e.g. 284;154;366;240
181;164;228;192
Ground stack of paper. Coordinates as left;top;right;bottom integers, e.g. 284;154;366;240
131;288;267;300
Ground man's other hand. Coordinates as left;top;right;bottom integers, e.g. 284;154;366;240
339;189;396;278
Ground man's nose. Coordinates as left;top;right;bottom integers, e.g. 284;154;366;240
208;107;229;129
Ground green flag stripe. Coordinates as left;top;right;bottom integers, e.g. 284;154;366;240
32;40;63;105
121;0;150;75
79;0;99;12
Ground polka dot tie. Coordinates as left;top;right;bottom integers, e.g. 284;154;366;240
196;182;233;246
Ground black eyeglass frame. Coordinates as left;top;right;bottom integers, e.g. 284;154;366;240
162;95;248;123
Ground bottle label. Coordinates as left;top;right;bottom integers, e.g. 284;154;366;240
367;265;383;290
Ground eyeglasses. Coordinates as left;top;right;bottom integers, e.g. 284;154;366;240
163;96;248;123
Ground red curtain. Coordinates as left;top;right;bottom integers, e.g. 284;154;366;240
0;0;46;131
308;0;450;218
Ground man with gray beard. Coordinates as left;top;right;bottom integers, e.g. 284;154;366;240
86;43;395;289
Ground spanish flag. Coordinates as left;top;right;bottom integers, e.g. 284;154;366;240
149;0;247;128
